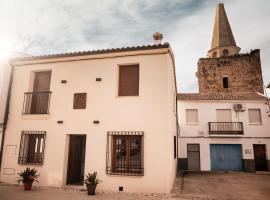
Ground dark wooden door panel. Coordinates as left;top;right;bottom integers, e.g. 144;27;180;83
67;135;86;184
254;144;267;171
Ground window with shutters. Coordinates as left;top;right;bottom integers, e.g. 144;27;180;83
216;109;232;122
106;131;144;176
248;109;262;124
118;65;139;96
73;93;87;109
186;109;199;124
18;131;46;165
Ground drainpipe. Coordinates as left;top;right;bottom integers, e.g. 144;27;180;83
0;62;14;168
264;83;270;114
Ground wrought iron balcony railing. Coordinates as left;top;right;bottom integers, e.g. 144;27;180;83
22;92;52;114
208;122;244;135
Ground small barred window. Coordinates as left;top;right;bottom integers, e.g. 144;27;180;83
18;131;46;165
106;131;144;176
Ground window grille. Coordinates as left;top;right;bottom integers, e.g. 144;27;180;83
18;131;46;165
106;131;144;176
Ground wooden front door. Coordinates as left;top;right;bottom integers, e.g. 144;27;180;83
67;135;86;185
254;144;267;171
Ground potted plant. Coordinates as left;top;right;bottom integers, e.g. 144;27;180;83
84;172;101;195
17;167;39;191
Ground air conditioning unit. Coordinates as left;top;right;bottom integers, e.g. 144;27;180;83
234;104;245;111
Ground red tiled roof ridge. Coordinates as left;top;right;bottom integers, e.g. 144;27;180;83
11;43;170;62
177;92;266;101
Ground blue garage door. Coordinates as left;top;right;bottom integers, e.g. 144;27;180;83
210;144;243;171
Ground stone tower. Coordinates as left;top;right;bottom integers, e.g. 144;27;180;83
197;3;264;94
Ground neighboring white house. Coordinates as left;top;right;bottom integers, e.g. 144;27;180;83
0;37;178;193
177;92;270;172
177;3;270;173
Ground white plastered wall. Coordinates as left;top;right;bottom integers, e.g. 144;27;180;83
178;100;270;171
0;49;177;194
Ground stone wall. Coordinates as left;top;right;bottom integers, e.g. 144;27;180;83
197;49;264;94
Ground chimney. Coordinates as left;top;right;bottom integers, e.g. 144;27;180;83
153;32;163;45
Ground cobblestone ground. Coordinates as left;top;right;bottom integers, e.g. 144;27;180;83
180;171;270;200
1;172;270;200
0;182;214;200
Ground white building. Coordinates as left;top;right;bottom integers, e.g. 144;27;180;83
178;3;270;173
0;36;178;194
178;93;270;172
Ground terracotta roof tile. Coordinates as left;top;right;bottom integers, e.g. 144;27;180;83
11;43;170;62
177;92;266;101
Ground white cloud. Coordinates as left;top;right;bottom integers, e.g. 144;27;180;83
0;0;269;92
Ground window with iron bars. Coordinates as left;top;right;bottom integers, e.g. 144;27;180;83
106;131;144;176
18;131;46;165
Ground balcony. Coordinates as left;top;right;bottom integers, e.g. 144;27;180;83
22;92;52;114
208;122;244;135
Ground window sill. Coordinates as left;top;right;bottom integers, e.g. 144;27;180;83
186;123;199;125
21;114;50;120
248;123;263;125
18;163;43;166
116;95;140;98
107;173;144;177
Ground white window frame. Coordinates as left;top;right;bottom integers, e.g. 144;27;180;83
248;109;262;125
216;109;232;122
185;109;199;125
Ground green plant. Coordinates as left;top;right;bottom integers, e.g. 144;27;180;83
17;167;39;183
84;172;101;185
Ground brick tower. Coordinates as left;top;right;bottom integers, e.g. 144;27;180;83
197;3;264;94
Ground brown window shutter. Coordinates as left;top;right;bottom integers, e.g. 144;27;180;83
118;65;139;96
33;71;52;92
73;93;87;109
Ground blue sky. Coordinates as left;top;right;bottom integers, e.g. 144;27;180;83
0;0;269;92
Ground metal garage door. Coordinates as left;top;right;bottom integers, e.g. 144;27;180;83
210;144;243;171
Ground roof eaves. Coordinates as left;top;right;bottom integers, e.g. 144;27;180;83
11;43;170;62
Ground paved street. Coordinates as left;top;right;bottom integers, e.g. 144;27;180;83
180;172;270;200
0;172;270;200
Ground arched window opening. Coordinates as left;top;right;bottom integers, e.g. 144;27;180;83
223;49;229;56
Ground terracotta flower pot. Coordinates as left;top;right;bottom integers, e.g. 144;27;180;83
23;181;33;191
86;184;97;195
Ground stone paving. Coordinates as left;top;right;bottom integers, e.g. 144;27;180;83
0;172;270;200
